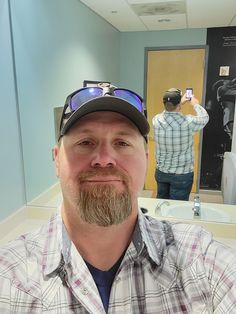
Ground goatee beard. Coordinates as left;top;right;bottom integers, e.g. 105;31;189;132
76;169;132;227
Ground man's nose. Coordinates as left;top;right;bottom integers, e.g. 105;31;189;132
91;144;116;168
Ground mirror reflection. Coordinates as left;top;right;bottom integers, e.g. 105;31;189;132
1;1;236;227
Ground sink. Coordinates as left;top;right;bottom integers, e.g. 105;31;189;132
161;203;231;223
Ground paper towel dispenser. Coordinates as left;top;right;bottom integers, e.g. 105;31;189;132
221;152;236;204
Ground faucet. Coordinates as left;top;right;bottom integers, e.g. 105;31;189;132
192;195;201;216
155;200;170;215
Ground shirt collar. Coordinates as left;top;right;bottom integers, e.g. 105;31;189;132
136;209;180;290
42;205;177;289
42;206;64;277
135;209;175;265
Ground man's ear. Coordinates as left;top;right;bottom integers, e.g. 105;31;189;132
53;145;60;177
146;146;149;160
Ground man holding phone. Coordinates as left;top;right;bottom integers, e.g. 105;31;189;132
186;87;193;100
152;87;209;200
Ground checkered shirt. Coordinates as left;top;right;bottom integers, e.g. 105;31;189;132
152;104;209;174
0;207;236;313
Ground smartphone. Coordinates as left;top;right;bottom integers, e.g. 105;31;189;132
186;88;193;100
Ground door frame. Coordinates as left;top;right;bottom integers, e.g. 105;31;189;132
143;45;209;192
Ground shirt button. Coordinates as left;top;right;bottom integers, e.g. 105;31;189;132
115;277;121;282
81;288;89;295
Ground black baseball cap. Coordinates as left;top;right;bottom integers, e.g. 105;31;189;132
59;84;150;140
163;88;182;105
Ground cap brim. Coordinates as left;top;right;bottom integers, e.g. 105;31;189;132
61;96;150;136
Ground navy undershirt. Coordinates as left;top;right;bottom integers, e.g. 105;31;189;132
85;254;124;313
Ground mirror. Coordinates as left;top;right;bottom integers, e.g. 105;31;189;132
5;2;236;226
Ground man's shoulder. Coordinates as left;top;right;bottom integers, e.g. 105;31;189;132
171;222;211;241
144;217;217;267
145;216;208;241
152;112;164;123
0;214;59;278
165;221;236;268
0;231;44;298
153;111;187;125
0;226;44;270
0;212;65;303
170;222;212;254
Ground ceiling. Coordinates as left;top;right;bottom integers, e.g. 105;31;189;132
79;0;236;32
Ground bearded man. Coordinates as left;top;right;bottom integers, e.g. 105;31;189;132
0;83;236;314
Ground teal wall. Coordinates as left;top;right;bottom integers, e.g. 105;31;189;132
0;0;208;220
119;29;207;96
0;0;26;220
0;0;120;220
11;0;120;205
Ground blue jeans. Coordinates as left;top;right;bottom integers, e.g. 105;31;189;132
155;169;194;201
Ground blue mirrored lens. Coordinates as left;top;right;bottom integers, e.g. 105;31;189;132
70;87;103;111
114;89;143;112
69;87;143;113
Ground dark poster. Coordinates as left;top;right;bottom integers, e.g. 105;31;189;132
200;27;236;190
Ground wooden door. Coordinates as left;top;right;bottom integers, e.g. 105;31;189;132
145;48;206;193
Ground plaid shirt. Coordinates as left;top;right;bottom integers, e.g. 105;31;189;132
152;104;209;174
0;207;236;314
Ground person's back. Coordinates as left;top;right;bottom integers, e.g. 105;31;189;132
154;111;194;174
152;88;209;200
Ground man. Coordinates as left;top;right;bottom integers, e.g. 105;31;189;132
152;88;209;200
0;83;235;313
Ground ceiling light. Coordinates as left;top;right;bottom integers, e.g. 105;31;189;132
158;18;171;22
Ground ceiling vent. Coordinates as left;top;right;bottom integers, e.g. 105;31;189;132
130;1;186;16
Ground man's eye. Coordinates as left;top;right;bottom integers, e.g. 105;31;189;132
116;141;129;147
78;140;93;146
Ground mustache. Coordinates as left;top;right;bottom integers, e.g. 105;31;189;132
78;168;129;182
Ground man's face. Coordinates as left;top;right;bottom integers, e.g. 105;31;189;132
54;111;148;226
